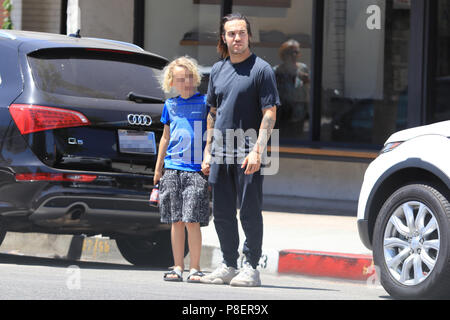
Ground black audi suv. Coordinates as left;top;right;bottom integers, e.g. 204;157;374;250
0;30;174;266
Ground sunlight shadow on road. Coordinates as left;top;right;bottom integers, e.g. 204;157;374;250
0;253;164;271
260;284;339;292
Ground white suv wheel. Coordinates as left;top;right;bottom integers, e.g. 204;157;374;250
373;183;450;299
384;201;440;286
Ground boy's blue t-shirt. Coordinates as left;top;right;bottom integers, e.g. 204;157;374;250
160;92;209;172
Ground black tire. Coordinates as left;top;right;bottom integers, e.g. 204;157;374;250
0;229;5;247
373;183;450;299
0;220;6;246
116;230;188;268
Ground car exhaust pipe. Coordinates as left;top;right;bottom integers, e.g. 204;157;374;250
30;202;88;226
67;205;85;221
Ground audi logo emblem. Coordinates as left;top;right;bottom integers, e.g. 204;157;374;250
127;114;152;126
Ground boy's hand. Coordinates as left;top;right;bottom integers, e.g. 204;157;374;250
153;170;162;186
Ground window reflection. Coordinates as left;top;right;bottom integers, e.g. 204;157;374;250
273;39;310;139
322;0;409;145
233;0;313;141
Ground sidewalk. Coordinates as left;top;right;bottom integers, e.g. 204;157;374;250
0;210;376;282
198;210;374;281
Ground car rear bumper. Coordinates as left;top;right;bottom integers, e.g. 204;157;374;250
0;180;169;237
32;193;159;220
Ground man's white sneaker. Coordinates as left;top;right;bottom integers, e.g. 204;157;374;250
200;264;238;285
230;263;261;287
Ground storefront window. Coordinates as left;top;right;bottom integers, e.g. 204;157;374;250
233;0;313;141
431;0;450;123
144;0;222;97
321;0;409;146
145;0;313;141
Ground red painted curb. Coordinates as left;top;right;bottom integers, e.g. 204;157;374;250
278;249;375;281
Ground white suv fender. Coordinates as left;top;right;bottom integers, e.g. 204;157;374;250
357;122;450;249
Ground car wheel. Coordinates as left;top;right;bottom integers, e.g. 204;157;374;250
373;183;450;299
116;230;188;268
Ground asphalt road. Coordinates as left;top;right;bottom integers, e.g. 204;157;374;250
0;253;388;302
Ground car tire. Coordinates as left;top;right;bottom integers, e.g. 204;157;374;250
373;183;450;299
0;229;6;247
116;230;188;268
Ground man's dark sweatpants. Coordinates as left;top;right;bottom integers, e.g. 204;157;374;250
211;163;263;269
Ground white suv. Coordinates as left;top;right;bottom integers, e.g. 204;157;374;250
357;120;450;299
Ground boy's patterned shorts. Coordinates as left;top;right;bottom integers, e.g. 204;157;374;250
159;169;210;226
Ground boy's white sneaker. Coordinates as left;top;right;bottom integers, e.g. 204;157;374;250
230;263;261;287
200;264;238;284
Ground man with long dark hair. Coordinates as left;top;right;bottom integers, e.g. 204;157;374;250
201;13;280;287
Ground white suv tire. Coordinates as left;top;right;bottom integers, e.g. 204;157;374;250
373;183;450;299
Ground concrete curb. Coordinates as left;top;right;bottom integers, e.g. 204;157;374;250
0;232;377;282
278;249;375;281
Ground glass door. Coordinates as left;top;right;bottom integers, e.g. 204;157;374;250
430;0;450;123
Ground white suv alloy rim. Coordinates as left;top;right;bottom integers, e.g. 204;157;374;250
383;201;440;286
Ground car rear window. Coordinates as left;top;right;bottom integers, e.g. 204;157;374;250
27;48;166;101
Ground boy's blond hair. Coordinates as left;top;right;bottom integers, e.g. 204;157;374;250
160;56;202;93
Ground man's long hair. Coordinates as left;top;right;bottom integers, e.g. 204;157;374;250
217;13;252;60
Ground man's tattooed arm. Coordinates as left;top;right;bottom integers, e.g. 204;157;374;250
253;106;277;155
204;107;217;156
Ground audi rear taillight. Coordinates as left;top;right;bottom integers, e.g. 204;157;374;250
15;173;97;182
9;104;90;135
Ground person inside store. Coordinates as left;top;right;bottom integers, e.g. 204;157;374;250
273;39;310;139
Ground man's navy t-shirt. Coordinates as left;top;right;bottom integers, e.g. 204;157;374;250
206;53;280;158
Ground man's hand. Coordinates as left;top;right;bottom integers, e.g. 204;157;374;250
241;106;276;175
203;107;217;176
241;150;262;175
